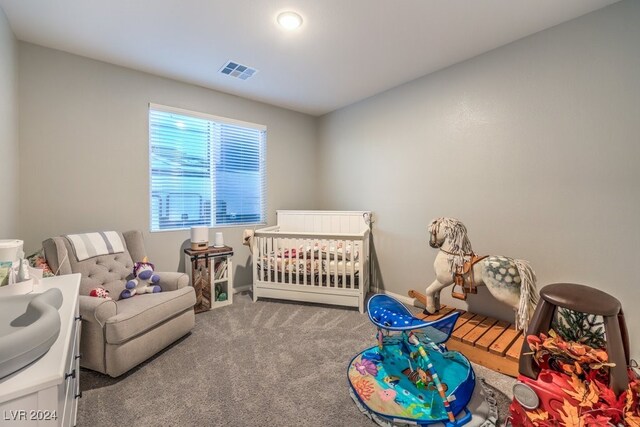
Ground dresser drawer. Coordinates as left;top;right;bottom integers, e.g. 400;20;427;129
60;314;81;426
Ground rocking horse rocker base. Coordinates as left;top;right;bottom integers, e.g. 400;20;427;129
407;290;525;378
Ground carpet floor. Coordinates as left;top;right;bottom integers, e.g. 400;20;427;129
79;293;514;426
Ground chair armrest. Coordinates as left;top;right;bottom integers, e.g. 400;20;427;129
156;272;189;292
79;295;117;326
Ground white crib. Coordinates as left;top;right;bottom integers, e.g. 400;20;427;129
252;210;371;313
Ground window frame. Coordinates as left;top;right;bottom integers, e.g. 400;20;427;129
148;103;267;233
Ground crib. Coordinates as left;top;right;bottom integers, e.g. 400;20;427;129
252;210;371;313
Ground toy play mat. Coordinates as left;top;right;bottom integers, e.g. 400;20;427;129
348;294;497;427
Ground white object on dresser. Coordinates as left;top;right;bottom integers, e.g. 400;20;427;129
0;274;82;427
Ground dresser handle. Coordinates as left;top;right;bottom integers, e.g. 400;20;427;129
65;369;76;380
75;391;83;399
75;353;82;360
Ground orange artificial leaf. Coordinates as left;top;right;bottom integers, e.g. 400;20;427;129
593;349;609;362
625;412;640;427
574;362;583;375
525;408;549;423
589;361;616;370
561;362;576;375
581;381;599;408
562;375;587;404
569;343;587;357
626;389;636;413
558;399;584;427
527;335;542;351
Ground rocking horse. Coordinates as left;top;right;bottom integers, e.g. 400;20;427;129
413;217;539;332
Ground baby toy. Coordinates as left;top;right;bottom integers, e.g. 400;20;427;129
348;294;498;426
421;217;539;332
120;257;161;299
509;283;638;426
89;287;111;299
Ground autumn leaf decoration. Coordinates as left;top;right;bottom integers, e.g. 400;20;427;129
526;329;615;374
524;329;640;426
558;399;583;427
524;408;549;425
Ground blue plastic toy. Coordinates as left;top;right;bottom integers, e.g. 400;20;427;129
347;294;481;426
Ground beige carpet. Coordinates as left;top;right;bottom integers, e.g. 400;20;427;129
79;293;514;426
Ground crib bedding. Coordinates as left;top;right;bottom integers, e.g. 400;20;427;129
257;255;360;276
257;241;361;276
299;241;359;261
273;242;359;261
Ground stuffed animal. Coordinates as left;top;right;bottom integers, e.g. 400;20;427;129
89;287;112;300
120;257;161;299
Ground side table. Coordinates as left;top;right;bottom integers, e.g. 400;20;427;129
184;246;233;313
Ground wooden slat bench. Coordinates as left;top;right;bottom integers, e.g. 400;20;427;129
417;304;523;377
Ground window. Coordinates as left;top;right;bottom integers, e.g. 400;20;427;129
149;104;266;232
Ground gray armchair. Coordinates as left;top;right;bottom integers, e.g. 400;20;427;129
43;230;196;377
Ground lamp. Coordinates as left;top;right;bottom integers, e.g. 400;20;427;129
190;227;209;251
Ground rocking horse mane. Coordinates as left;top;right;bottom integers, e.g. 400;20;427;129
429;217;474;273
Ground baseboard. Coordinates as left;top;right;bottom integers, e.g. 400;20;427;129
238;285;420;307
233;284;252;294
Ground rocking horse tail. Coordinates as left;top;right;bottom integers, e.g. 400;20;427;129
513;259;539;333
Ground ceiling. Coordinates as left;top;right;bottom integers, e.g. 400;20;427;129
0;0;620;116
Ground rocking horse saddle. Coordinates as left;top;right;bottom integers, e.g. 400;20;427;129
452;255;489;301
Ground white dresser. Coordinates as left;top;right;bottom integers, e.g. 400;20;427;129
0;274;82;426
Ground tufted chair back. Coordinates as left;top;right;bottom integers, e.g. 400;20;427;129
43;230;149;299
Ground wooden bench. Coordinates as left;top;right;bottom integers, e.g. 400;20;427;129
406;289;523;377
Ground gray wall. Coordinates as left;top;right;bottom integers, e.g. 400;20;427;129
0;8;18;237
18;43;318;287
318;0;640;358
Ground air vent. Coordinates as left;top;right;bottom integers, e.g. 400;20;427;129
219;61;258;80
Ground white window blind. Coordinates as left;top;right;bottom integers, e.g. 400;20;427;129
149;105;266;232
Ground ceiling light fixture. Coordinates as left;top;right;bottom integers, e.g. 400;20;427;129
277;12;303;30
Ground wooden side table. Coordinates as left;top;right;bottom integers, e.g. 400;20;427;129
184;246;233;313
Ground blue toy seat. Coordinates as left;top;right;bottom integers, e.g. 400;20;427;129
368;294;460;344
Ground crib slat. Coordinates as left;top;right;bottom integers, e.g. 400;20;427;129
280;238;285;284
283;238;287;284
294;238;299;285
303;239;307;285
342;240;349;288
263;237;267;282
277;238;282;283
309;240;316;286
333;240;338;288
275;238;280;283
350;242;355;289
288;238;293;285
262;237;266;282
283;238;288;285
267;237;273;283
288;238;292;284
324;239;329;287
259;237;263;281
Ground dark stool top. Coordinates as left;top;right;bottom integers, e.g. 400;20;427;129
541;283;621;317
